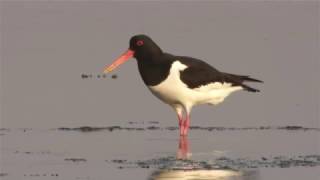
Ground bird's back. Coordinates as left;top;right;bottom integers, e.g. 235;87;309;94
177;56;262;92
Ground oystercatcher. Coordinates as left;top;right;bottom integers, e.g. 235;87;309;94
104;35;262;136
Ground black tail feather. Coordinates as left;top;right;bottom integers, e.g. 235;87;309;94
241;84;260;93
241;76;263;83
224;73;262;92
225;73;263;83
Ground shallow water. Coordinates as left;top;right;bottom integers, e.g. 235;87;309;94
1;124;319;180
1;1;319;180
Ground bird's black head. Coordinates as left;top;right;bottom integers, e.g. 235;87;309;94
129;34;163;60
103;34;163;73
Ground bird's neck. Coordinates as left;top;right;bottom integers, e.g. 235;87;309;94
135;49;163;63
136;53;173;86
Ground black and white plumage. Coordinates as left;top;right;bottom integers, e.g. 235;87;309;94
104;34;262;136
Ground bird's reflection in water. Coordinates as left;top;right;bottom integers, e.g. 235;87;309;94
177;136;190;160
150;136;259;180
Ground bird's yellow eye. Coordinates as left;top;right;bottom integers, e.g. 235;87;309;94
136;40;144;46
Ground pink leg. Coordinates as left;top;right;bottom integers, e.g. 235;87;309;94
175;106;191;136
182;114;190;136
177;114;184;136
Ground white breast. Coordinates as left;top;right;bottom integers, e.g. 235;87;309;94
148;61;242;109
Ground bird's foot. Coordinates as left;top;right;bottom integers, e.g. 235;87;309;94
180;128;188;136
179;127;185;136
179;124;189;136
181;128;189;136
179;126;188;136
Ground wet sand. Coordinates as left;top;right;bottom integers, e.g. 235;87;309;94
1;123;319;180
1;1;319;180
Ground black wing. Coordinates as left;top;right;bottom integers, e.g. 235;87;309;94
177;56;262;92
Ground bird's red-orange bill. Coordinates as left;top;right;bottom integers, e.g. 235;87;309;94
104;49;134;73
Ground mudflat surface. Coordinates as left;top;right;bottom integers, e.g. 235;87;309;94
1;123;319;180
1;3;319;179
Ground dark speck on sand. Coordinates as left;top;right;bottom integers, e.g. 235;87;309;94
112;159;127;163
58;126;113;132
0;128;10;131
111;74;118;79
57;126;147;132
148;121;160;124
0;173;8;177
64;158;87;162
81;74;108;79
81;74;90;79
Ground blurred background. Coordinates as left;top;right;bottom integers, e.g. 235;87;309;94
1;1;319;129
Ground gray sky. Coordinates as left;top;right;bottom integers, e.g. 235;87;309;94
1;1;319;128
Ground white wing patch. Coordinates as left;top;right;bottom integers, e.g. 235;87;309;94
194;82;232;91
194;82;243;105
148;61;243;109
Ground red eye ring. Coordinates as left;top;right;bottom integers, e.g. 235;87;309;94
136;40;144;46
